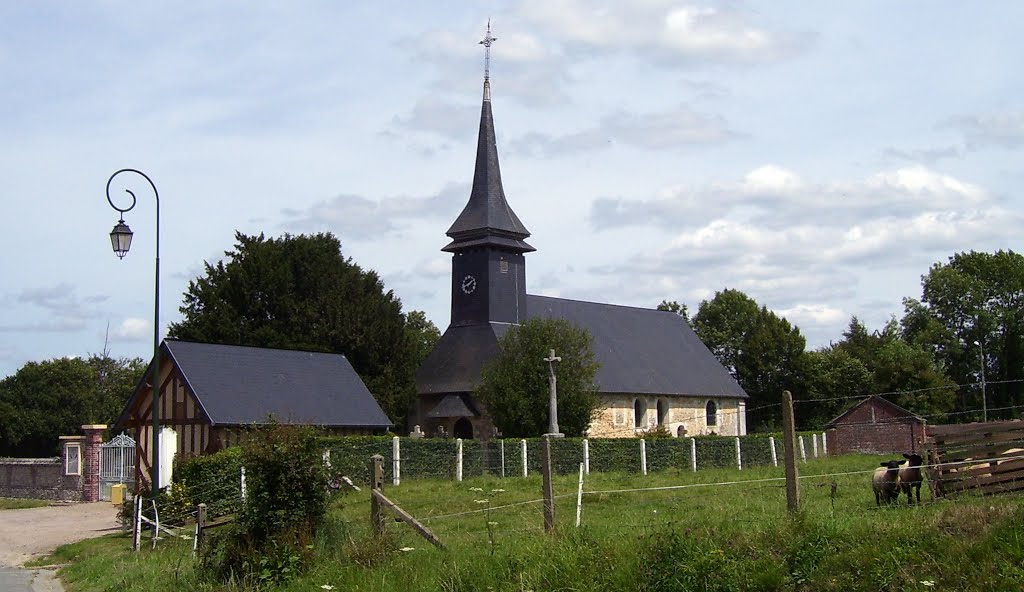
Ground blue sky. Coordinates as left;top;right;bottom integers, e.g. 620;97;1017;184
1;1;1022;377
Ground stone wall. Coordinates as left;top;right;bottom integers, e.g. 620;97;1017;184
0;458;81;501
588;394;746;438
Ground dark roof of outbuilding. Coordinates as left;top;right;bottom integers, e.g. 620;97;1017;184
427;394;480;418
526;296;748;398
824;395;925;428
119;340;392;428
444;80;533;254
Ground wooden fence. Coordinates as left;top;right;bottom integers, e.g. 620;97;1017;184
925;420;1024;497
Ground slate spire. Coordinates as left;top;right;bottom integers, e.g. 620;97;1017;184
443;22;533;253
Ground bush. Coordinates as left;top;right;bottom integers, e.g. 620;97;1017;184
173;447;243;518
200;424;329;585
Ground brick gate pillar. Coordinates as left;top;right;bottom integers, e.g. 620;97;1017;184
81;424;107;502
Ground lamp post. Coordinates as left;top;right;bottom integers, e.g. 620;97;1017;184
974;339;987;422
106;169;161;500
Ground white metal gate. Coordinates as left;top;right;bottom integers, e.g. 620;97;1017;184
99;433;136;501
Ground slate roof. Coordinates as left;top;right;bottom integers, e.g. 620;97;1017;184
427;394;479;418
444;80;533;254
416;296;747;399
118;340;392;429
526;296;747;398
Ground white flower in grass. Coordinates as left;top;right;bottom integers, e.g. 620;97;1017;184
321;585;335;590
475;499;490;504
469;487;484;492
490;488;505;493
487;521;498;526
920;582;935;588
399;547;416;552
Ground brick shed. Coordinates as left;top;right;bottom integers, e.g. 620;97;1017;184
825;396;926;455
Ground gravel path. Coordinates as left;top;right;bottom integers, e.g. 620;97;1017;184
0;502;121;567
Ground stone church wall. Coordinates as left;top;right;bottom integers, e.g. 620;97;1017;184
588;394;745;438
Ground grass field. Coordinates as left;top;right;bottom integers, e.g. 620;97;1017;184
0;497;52;510
45;454;1024;591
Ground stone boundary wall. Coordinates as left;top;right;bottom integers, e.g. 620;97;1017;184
0;457;82;501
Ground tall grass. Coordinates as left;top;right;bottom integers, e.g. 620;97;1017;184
50;454;1024;591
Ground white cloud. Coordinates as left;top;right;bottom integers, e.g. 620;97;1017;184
775;304;846;328
944;111;1024;150
110;318;151;342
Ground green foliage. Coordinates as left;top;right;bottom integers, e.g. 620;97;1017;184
801;346;873;426
199;424;329;585
172;447;243;517
903;249;1024;417
693;289;807;431
0;355;144;456
475;318;601;437
656;299;689;321
167;231;440;429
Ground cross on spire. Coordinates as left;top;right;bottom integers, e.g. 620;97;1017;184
479;19;497;82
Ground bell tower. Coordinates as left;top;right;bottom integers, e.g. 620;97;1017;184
443;21;533;327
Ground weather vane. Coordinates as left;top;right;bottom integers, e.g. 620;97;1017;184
479;19;497;81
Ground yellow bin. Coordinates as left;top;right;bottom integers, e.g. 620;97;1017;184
110;483;126;505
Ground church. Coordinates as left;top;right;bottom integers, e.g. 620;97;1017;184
414;27;747;440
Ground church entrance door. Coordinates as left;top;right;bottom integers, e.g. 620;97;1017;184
454;417;474;439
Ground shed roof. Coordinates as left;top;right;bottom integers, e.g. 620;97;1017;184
118;340;392;429
824;395;925;428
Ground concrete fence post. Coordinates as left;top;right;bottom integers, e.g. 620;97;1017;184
690;437;697;472
821;432;828;456
521;439;528;477
456;438;464;482
735;437;742;470
240;466;246;500
583;438;590;475
799;436;807;463
812;433;819;459
769;436;778;467
392;436;401;486
640;439;647;475
500;439;506;478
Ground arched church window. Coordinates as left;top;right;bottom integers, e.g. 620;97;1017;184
706;400;718;427
657;399;669;426
634;398;647;429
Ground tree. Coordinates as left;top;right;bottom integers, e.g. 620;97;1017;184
691;289;806;431
0;355;145;456
901;250;1024;418
801;347;873;428
656;300;689;321
168;232;439;429
475;318;600;437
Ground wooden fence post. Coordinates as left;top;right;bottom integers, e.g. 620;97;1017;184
542;436;555;533
456;438;464;482
370;454;385;536
769;436;778;467
735;437;742;470
640;439;647;475
392;436;401;486
583;439;590;475
521;439;528;477
690;437;697;472
782;390;801;513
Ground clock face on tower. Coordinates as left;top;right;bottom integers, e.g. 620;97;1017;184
461;274;478;295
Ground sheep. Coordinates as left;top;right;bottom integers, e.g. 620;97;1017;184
898;453;924;504
873;460;903;505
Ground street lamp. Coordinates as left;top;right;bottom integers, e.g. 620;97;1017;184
974;339;987;422
106;169;161;500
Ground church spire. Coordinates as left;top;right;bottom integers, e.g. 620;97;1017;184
443;20;533;254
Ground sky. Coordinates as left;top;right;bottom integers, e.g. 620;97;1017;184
1;2;1022;378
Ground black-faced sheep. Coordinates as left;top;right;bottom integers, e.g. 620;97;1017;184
873;460;902;505
898;453;924;504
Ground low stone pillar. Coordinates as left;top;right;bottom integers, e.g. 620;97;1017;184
81;424;107;502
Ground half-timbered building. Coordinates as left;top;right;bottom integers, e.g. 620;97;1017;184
115;339;391;489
